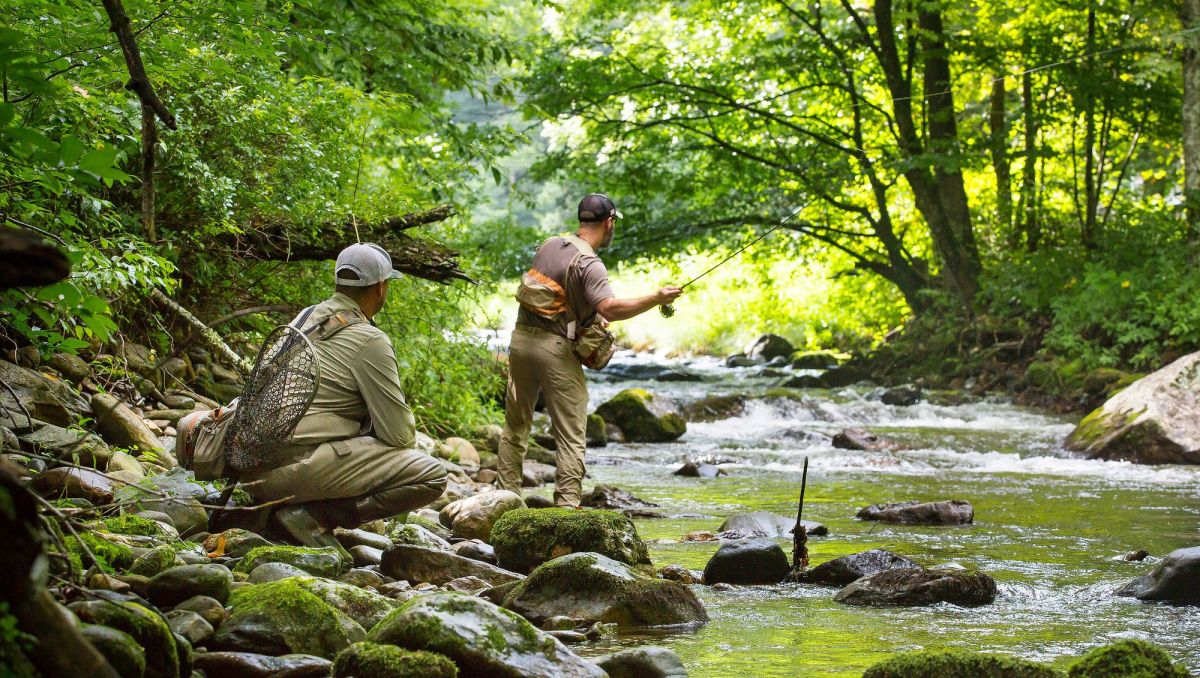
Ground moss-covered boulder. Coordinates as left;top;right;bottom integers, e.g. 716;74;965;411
100;514;177;538
490;508;652;574
1065;351;1200;464
148;564;233;606
65;531;136;573
203;528;271;558
387;522;452;550
1115;546;1200;605
834;567;996;607
288;576;398;629
70;599;179;678
594;389;686;442
502;552;707;628
81;624;147;678
366;592;606;678
209;577;366;658
1067;639;1189;677
233;545;347;577
333;642;458;678
862;649;1059;677
682;394;750;423
129;544;179;577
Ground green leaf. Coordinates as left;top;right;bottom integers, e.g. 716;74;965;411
78;147;121;175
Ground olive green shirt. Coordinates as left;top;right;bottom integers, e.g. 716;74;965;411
288;292;416;449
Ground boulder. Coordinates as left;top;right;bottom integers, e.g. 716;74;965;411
596;646;688;678
857;500;974;525
173;595;226;629
387;522;452;551
380;544;524;587
502;552;707;628
47;352;90;382
248;562;311;584
702;538;788;585
834;567;996;607
716;511;827;539
862;649;1058;678
129;545;179;578
819;365;869;387
746;334;794;362
31;467;116;504
586;413;608;448
332;642;457;678
366;592;606;678
17;421;111;468
725;354;762;368
491;508;652;574
682;394;750;422
580;484;661;513
1065;639;1190;677
452;539;497;564
133;497;207;538
832;428;903;452
284;576;397;629
439;490;526;540
70;599;179;678
233;545;347;578
881;385;922;407
659;564;703;585
193;652;333;678
164;609;214;646
790;350;841;369
210;578;366;658
334;527;392;552
148;563;234;606
91;392;164;456
0;359;89;427
1065;352;1200;464
800;549;922;586
81;624;147;678
1115;546;1200;605
594;389;686;443
673;461;724;478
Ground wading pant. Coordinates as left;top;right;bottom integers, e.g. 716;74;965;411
498;325;588;506
245;436;447;527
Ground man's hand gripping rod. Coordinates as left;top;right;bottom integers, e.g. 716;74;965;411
660;199;815;318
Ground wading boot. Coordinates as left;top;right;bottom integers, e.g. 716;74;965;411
271;504;353;563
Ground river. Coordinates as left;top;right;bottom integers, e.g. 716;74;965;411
553;351;1200;677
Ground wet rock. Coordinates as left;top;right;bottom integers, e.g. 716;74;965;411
524;494;555;508
862;649;1058;678
780;374;824;389
580;484;660;513
210;577;366;658
47;352;90;382
17;421;111;468
1065;352;1200;464
832;427;903;452
70;598;179;678
596;646;688;678
542;615;582;631
233;545;347;578
491;508;652;574
81;624;146;678
248;561;310;583
89;572;133;594
130;545;179;577
834;567;996;607
165;609;213;646
31;467;116;504
725;353;762;368
819;365;870;387
367;591;606;678
193;652;333;678
683;394;749;422
1115;546;1200;605
452;539;497;564
503;552;707;628
380;544;524;587
285;575;397;629
880;385;922;406
443;575;492;593
800;549;922;586
1123;549;1150;562
162;394;197;410
334;527;392;551
0;359;89;427
439;489;526;540
340;568;387;590
586;413;608;448
1065;639;1190;677
595;389;686;443
659;564;703;585
135;497;207;538
387;522;452;550
673;461;724;478
173;594;226;629
702;538;788;585
717;511;827;539
857;500;974;525
746;334;794;362
91;392;164;456
149;563;234;606
349;545;383;566
332;642;457;678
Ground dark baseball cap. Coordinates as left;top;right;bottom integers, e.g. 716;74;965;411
578;193;623;222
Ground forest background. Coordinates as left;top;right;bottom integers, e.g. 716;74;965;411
2;0;1199;436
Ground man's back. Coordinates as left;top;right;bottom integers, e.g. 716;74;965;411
516;235;614;335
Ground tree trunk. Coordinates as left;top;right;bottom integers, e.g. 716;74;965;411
1184;0;1200;237
1021;68;1040;251
100;0;176;129
141;104;157;241
1082;1;1099;248
989;76;1013;232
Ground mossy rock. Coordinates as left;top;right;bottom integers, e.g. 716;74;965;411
404;513;452;540
129;545;179;577
70;599;179;678
233;545;346;577
1066;640;1189;677
210;577;366;659
502;552;707;628
790;349;845;369
81;624;147;678
388;522;451;551
1024;361;1059;390
288;576;398;629
862;649;1059;678
366;592;604;678
594;389;686;443
100;514;177;538
66;531;136;573
490;508;651;574
333;642;457;678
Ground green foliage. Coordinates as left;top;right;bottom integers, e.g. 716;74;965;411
0;602;37;678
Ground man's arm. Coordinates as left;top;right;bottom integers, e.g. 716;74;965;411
596;286;682;322
352;333;417;449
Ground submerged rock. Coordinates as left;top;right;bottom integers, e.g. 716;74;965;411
857;500;974;525
210;577;366;658
702;538;789;585
580;484;661;513
673;461;724;478
862;649;1058;678
596;646;688;678
367;592;606;678
594;389;686;443
832;428;903;452
880;385;922;406
746;334;794;362
439;489;525;540
800;549;921;586
716;511;827;539
1115;546;1200;605
192;651;333;678
682;394;750;422
502;552;707;628
1065;639;1190;677
834;567;996;607
1065;352;1200;464
380;544;524;587
490;508;652;574
332;642;457;678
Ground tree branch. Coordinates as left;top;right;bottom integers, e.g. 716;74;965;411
99;0;177;129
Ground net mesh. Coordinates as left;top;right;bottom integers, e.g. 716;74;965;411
225;325;320;471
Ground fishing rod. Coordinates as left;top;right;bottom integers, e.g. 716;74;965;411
659;199;815;318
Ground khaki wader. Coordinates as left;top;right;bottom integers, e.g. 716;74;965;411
498;325;589;506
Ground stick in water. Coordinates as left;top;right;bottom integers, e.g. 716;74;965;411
792;456;809;574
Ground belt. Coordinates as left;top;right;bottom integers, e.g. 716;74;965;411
514;323;561;336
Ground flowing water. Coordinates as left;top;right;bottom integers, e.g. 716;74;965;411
561;352;1200;677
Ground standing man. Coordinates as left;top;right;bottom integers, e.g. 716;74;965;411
498;194;682;506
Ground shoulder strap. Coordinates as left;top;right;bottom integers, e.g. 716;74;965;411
314;309;368;341
559;236;600;332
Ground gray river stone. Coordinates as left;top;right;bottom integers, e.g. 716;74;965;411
801;549;922;586
193;651;332;678
717;511;827;539
380;543;524;587
248;562;309;584
834;567;997;607
148;563;233;606
702;538;789;585
1116;546;1200;605
596;646;689;678
857;499;974;525
165;608;214;646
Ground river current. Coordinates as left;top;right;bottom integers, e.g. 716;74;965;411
551;351;1200;677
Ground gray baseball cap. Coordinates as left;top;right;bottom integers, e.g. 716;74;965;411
334;242;403;286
